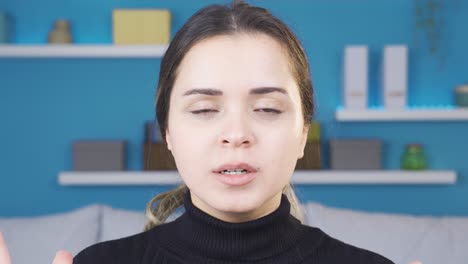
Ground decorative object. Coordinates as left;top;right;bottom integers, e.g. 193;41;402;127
145;120;162;143
383;45;408;109
48;19;73;44
113;9;171;45
143;142;176;170
330;139;382;170
295;120;321;169
0;11;12;43
73;140;127;171
454;84;468;107
413;0;448;69
343;46;368;109
413;0;444;56
295;141;321;170
307;121;320;142
401;143;428;170
143;120;175;170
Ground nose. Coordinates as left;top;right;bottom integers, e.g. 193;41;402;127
218;111;255;148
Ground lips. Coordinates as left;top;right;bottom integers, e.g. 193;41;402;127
213;162;258;173
214;162;258;186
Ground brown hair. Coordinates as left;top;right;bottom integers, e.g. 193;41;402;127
145;0;314;231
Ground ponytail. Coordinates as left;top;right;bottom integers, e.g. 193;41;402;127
144;183;304;231
282;183;305;223
144;184;188;231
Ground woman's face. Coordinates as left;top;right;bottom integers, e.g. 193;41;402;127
166;33;309;222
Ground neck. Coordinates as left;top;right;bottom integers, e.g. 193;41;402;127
190;192;282;223
164;189;306;261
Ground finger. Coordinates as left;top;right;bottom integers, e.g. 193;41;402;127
409;262;422;264
0;231;12;264
52;250;73;264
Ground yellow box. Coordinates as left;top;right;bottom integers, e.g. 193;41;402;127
307;121;321;142
113;9;171;45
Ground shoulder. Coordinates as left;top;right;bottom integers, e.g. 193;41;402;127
298;225;395;264
73;231;148;264
73;222;172;264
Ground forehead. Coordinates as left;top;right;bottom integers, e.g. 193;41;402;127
173;33;296;96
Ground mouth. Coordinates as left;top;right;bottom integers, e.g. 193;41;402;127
213;162;258;186
213;162;258;174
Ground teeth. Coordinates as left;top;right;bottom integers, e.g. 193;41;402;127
221;169;248;174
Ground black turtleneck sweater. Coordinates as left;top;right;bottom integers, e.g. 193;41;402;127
73;191;394;263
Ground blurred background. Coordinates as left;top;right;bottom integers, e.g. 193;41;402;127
1;0;467;218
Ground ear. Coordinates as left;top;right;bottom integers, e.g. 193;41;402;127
165;128;172;151
298;124;309;159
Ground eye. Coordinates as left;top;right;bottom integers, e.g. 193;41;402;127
190;108;282;115
190;109;218;115
255;108;283;114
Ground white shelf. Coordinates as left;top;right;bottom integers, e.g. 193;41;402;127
336;108;468;121
0;44;168;58
58;170;457;186
59;171;183;185
292;170;456;184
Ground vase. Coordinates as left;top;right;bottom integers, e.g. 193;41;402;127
455;84;468;107
48;19;72;44
401;144;427;170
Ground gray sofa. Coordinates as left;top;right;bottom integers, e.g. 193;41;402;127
1;202;467;264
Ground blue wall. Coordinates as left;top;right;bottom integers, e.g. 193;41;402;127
1;0;467;217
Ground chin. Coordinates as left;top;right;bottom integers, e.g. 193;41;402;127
217;203;259;215
210;191;263;213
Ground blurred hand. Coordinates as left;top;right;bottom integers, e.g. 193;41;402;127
0;231;12;264
409;262;422;264
0;231;73;264
52;250;73;264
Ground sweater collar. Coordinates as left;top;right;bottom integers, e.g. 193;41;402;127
170;190;304;261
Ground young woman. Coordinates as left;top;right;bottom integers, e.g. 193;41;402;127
0;1;407;263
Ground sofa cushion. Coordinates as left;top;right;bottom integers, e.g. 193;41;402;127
0;204;100;264
405;217;468;263
99;205;182;242
99;205;146;242
303;202;468;264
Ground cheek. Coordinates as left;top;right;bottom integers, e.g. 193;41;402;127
168;117;210;158
262;117;302;141
171;130;202;152
259;125;303;159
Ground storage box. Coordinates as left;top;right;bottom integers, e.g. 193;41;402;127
455;84;468;107
0;11;12;43
295;141;321;170
113;9;171;45
307;121;321;142
143;142;176;170
330;139;382;170
343;46;368;109
73;141;127;171
145;121;162;143
383;45;408;109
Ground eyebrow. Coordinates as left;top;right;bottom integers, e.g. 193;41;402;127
182;87;288;96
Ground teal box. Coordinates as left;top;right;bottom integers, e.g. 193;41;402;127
0;11;11;43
